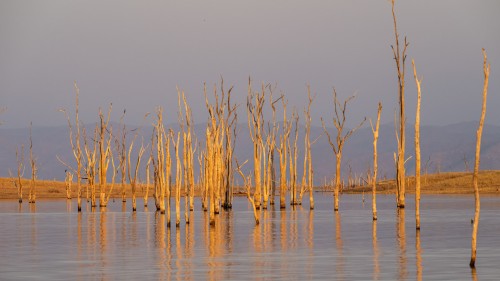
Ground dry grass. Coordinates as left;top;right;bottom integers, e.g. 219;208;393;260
0;178;154;200
2;170;500;199
347;170;500;195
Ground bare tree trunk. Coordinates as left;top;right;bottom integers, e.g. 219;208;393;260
470;49;490;268
334;153;342;211
61;82;84;211
28;123;37;204
290;112;299;205
412;60;422;229
117;111;127;203
128;138;145;212
16;145;25;203
247;81;266;210
278;99;291;209
390;0;409;209
237;160;259;225
97;105;113;208
174;133;182;227
371;103;382;220
65;170;73;200
144;156;152;207
322;89;366;213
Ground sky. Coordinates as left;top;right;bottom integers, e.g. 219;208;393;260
1;0;499;129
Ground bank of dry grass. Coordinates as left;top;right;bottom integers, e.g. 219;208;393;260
2;170;500;199
347;170;500;195
0;178;153;200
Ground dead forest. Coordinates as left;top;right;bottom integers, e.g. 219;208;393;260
3;0;492;268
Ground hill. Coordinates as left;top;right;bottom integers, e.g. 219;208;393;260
1;121;500;185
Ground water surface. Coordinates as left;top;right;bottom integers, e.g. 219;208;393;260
0;194;499;280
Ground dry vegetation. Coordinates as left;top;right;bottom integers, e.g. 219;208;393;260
2;170;500;200
347;170;500;195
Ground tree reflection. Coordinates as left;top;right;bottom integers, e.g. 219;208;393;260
335;212;344;279
397;208;407;280
416;229;422;281
373;220;379;280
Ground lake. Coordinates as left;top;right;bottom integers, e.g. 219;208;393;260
0;194;499;280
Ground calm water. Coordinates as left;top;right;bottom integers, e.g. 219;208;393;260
1;194;499;280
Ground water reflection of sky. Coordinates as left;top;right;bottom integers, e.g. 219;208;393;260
0;194;499;280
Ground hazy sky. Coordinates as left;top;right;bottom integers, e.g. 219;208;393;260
1;0;499;129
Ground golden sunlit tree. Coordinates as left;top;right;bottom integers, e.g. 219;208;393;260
83;126;98;207
289;111;300;205
470;49;490;268
299;87;317;209
370;103;382;220
97;106;115;208
321;89;366;212
412;60;422;229
390;0;409;209
15;145;25;203
277;98;292;209
60;82;84;211
28;123;37;204
65;170;73;200
116;110;128;203
128;136;146;212
236;159;259;225
247;81;266;209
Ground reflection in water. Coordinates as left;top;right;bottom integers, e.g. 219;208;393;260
335;212;344;280
280;209;287;252
100;208;108;281
29;202;36;213
290;207;299;250
471;267;478;281
175;222;182;281
66;199;72;213
306;210;315;278
155;212;165;279
373;220;379;280
5;196;500;280
397;208;407;280
184;211;195;281
416;229;422;281
77;212;83;279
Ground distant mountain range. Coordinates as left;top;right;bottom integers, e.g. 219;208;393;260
1;121;499;185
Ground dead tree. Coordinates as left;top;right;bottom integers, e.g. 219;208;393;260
268;92;282;205
299;86;317;209
221;80;238;210
128;136;146;212
152;107;170;218
144;155;152;207
412;60;422;229
60;82;84;211
97;106;114;208
116;110;128;203
321;89;366;212
289;111;299;205
65;170;73;199
83;126;98;207
236;159;259;225
28;123;37;204
172;132;182;227
247;81;266;209
470;49;490;268
277;98;292;209
390;0;409;209
370;103;382;220
15;145;25;203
